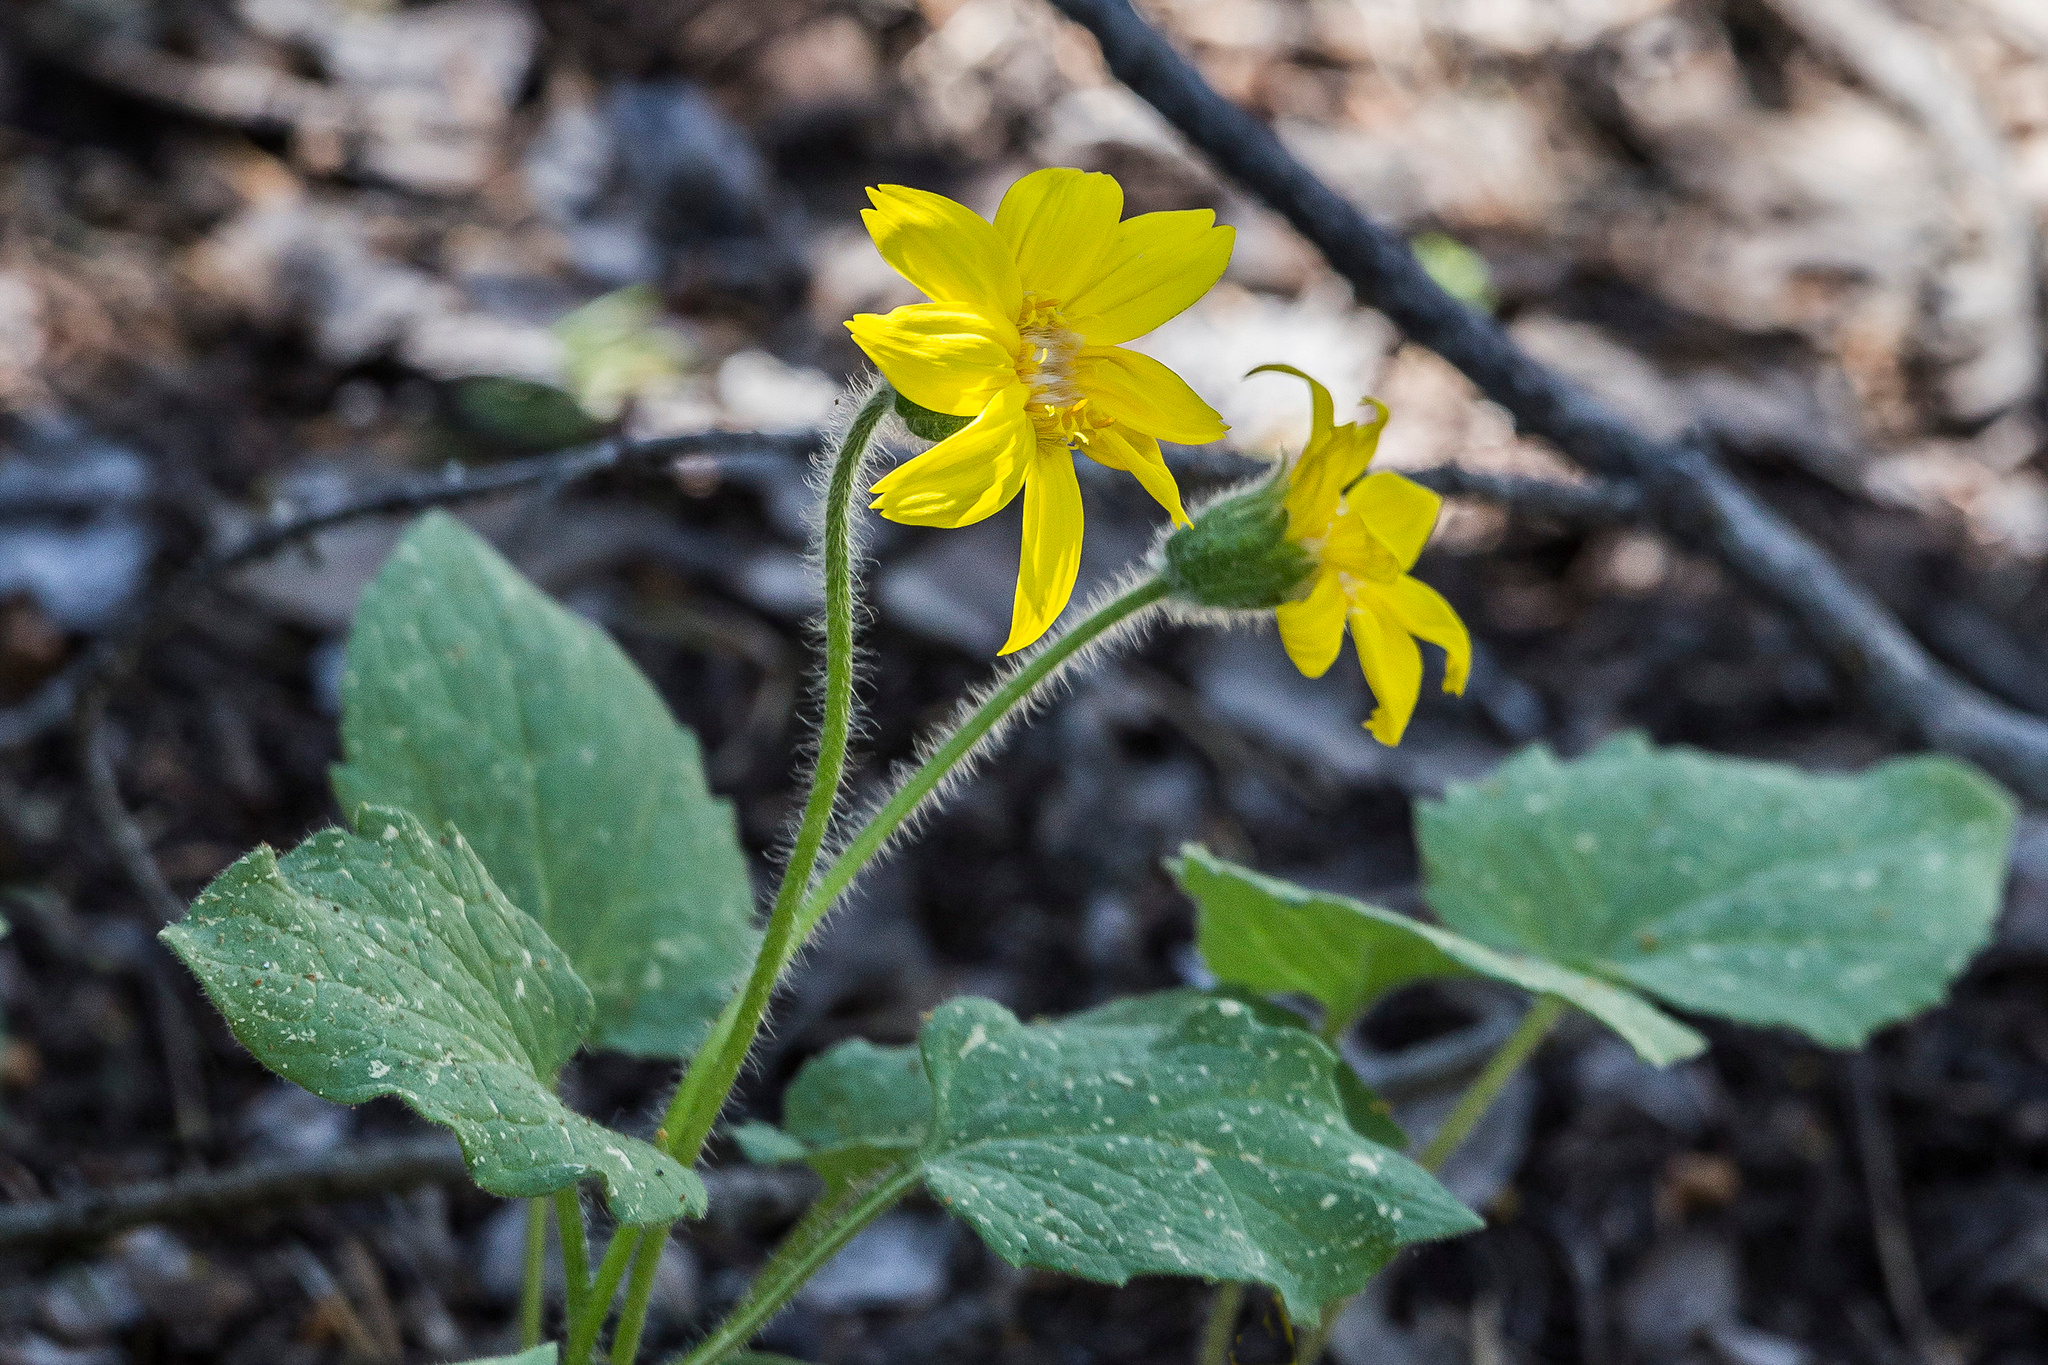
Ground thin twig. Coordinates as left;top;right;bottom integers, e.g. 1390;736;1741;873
0;430;816;754
1043;0;2048;801
0;1137;819;1251
1844;1053;1956;1365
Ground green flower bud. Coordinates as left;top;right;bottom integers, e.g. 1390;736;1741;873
1161;476;1317;610
894;391;973;442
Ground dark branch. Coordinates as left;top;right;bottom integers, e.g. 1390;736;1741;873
1405;466;1645;527
0;1136;466;1249
0;430;816;753
1046;0;2048;801
0;1136;821;1251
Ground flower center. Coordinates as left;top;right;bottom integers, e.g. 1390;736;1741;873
1016;295;1086;416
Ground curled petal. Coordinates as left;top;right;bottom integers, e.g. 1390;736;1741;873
1249;366;1387;540
1084;425;1188;525
1385;576;1471;695
869;385;1034;528
847;305;1021;417
1064;210;1235;345
1075;347;1227;445
1346;471;1442;572
996;168;1124;306
1349;597;1424;746
1274;569;1346;679
863;185;1023;323
1001;445;1085;655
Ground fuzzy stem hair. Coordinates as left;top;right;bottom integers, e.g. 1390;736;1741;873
798;568;1172;941
658;379;893;1167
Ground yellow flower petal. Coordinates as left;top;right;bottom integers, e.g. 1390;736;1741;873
1349;597;1424;746
1385;576;1471;694
1249;365;1387;540
1318;510;1402;582
1084;426;1188;525
863;185;1023;323
1275;569;1346;678
870;384;1034;527
1064;210;1235;346
1346;471;1442;572
1000;445;1085;654
995;168;1124;306
1074;346;1227;445
847;305;1021;417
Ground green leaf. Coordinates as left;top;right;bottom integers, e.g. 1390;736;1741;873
781;1038;932;1186
917;995;1475;1324
728;1120;810;1166
554;285;691;421
1173;845;1703;1065
452;377;608;452
333;512;757;1059
162;806;704;1224
1418;736;2016;1047
462;1348;559;1365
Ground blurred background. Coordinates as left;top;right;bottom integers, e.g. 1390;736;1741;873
1;0;2048;1361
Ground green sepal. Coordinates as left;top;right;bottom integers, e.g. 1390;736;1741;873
1161;477;1316;610
893;391;973;442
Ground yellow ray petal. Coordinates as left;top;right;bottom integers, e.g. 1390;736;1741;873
1345;471;1442;571
1074;346;1226;445
1384;575;1471;694
863;185;1023;323
1349;598;1424;746
1274;569;1346;678
1000;445;1085;654
1317;509;1402;582
1063;210;1235;346
1083;425;1188;525
1248;363;1334;444
846;305;1021;416
869;384;1034;527
995;168;1123;305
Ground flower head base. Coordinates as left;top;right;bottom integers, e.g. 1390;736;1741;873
848;169;1234;653
1160;475;1314;610
1254;365;1469;746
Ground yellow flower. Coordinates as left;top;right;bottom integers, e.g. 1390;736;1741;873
848;168;1235;653
1256;365;1470;746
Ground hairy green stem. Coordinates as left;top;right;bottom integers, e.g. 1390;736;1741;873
565;1227;645;1365
799;573;1172;938
556;1187;591;1326
1197;1280;1244;1365
1295;995;1569;1363
660;383;893;1166
519;1198;548;1348
609;1229;666;1365
680;1165;921;1365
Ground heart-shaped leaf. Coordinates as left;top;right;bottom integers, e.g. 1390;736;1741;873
1418;735;2015;1047
773;993;1475;1324
163;807;704;1224
334;512;757;1059
1173;845;1703;1065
